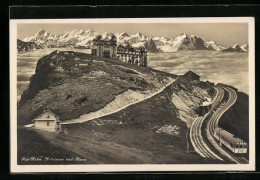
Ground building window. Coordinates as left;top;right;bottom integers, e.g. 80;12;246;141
47;113;50;118
47;121;50;126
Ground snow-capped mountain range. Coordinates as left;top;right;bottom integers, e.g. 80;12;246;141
21;29;248;53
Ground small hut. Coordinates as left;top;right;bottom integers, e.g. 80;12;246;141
33;109;61;132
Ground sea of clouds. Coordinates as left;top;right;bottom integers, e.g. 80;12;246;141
148;51;249;94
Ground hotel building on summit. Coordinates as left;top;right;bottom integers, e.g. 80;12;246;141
117;46;147;66
91;34;117;59
91;35;148;66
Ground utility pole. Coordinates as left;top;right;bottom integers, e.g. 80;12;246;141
186;127;190;153
219;128;221;146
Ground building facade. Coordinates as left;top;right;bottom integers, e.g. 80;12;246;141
33;109;61;132
91;35;148;67
117;46;148;66
91;35;117;59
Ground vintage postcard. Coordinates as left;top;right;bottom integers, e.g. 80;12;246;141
10;18;255;172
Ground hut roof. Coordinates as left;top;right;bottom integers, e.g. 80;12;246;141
183;70;200;78
33;109;60;122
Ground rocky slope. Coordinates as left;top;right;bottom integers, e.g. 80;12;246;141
222;44;246;52
18;50;176;125
18;49;217;127
240;44;249;52
218;91;249;142
144;38;159;52
21;29;248;53
17;39;43;52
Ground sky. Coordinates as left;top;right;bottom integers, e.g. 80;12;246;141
18;23;248;47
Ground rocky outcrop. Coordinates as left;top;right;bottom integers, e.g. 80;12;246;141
240;44;248;52
218;92;249;142
176;34;194;50
221;47;235;52
144;38;159;52
221;44;246;52
17;39;43;52
18;50;176;125
190;35;208;50
232;44;244;52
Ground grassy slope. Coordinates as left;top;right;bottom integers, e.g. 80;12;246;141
18;76;222;164
17;128;87;164
62;80;221;164
18;51;176;125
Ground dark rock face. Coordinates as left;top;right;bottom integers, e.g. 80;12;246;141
178;35;208;51
17;39;43;52
222;44;244;52
241;44;248;51
144;38;159;53
177;35;193;50
232;44;244;52
221;47;235;52
218;92;249;142
46;43;58;48
190;36;208;50
19;51;62;106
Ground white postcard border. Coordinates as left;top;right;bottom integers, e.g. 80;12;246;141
10;17;255;172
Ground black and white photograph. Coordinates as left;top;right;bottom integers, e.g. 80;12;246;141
10;18;255;172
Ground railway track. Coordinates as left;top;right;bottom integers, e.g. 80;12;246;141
211;87;225;110
214;87;237;128
208;87;225;136
236;157;249;164
190;86;248;164
190;87;225;160
206;86;248;164
190;106;223;159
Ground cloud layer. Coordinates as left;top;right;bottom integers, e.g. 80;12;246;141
148;51;249;94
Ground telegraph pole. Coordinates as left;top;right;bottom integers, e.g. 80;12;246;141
186;127;190;153
219;128;221;146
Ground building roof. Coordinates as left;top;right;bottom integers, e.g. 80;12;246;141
93;33;117;42
215;128;247;145
117;45;127;49
117;46;147;53
134;47;147;52
183;70;200;79
33;109;60;121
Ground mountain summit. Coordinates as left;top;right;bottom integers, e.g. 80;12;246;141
21;29;248;53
